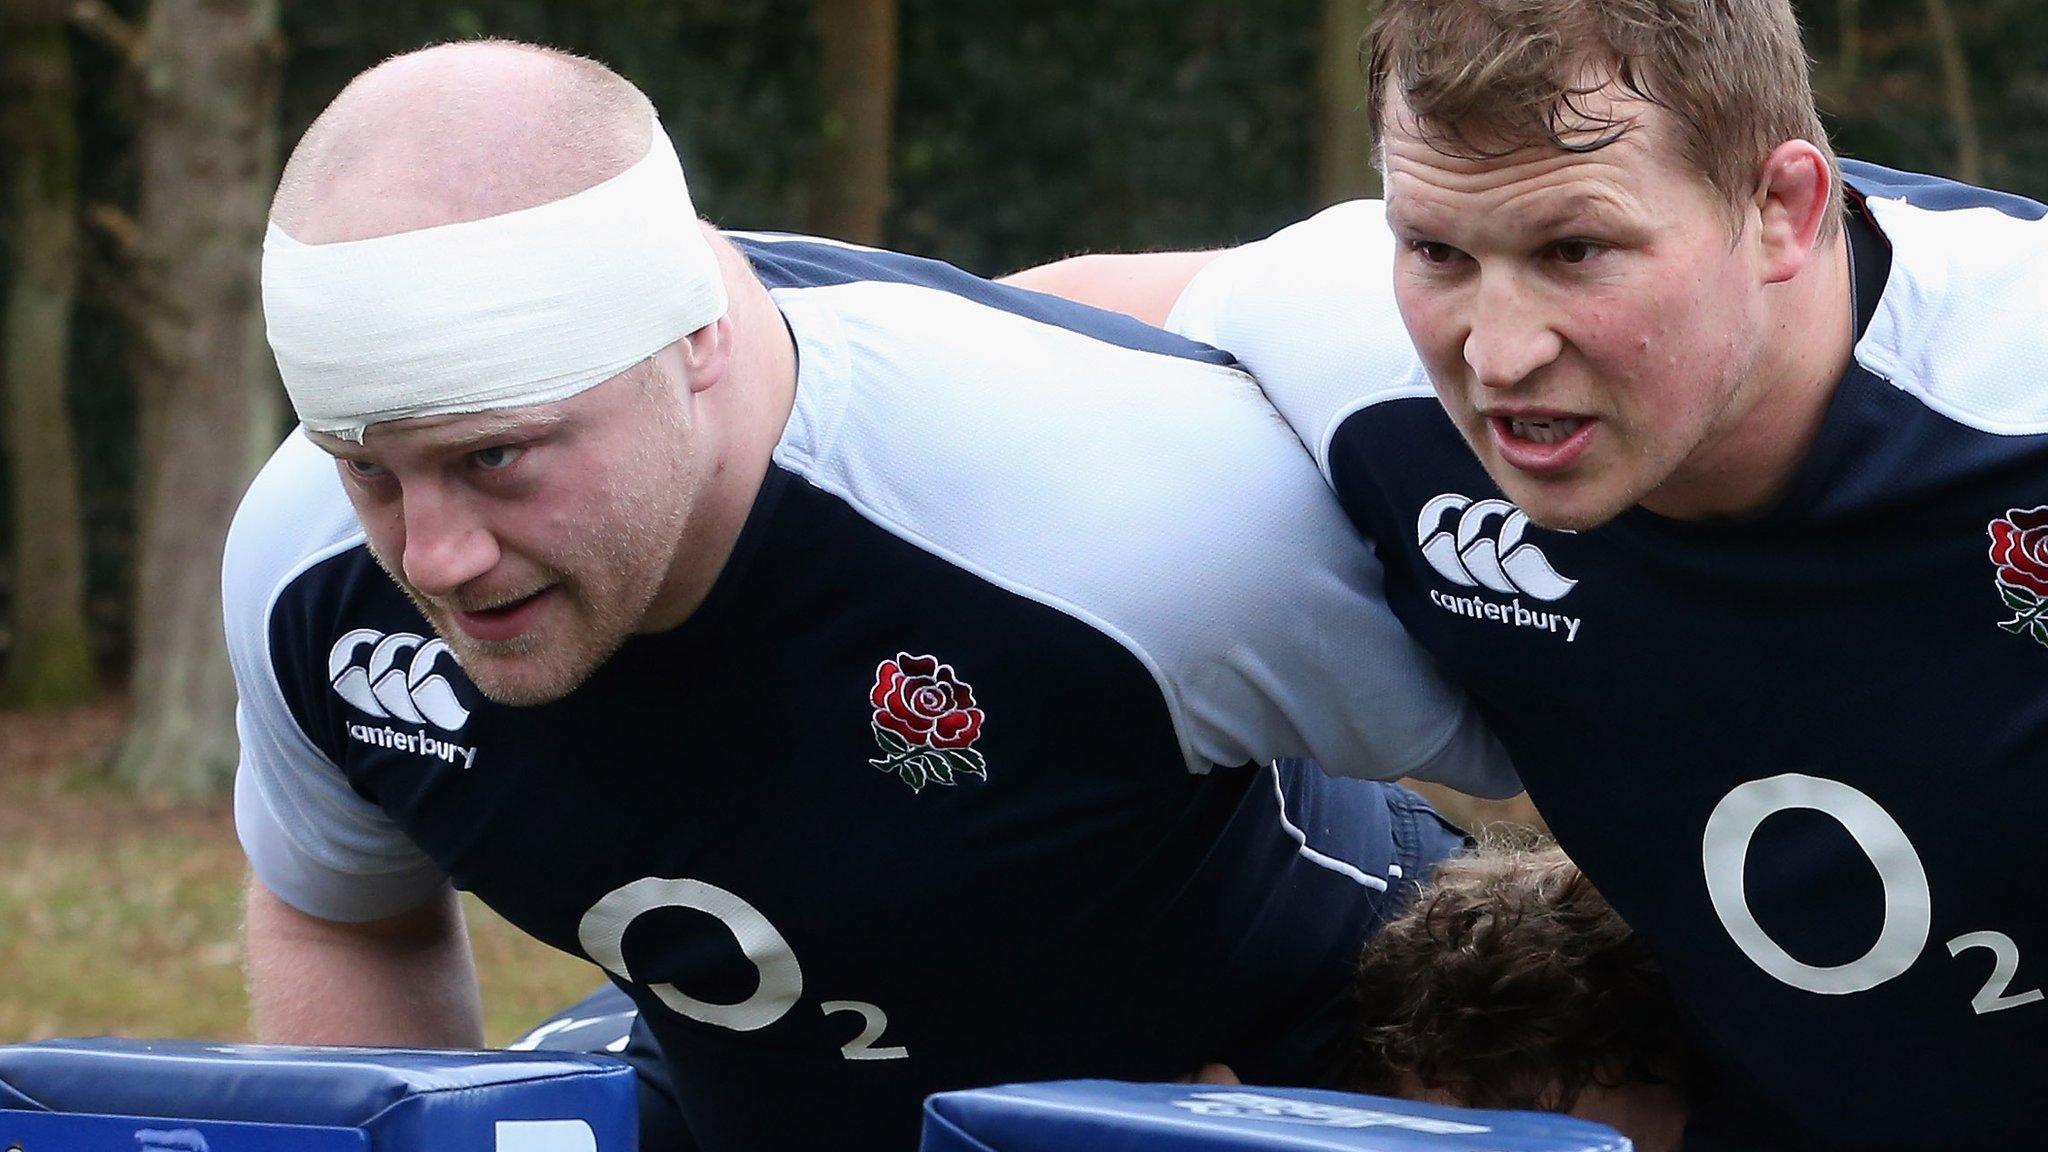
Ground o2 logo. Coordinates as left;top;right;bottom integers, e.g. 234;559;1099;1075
1703;774;2042;1015
575;877;908;1060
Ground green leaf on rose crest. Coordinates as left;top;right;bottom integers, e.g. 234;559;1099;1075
1999;584;2037;612
939;747;987;780
873;723;911;755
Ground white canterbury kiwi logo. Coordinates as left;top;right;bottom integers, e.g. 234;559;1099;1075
1416;494;1577;601
328;628;471;731
1418;494;1584;642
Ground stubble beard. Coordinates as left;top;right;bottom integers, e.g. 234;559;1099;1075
1628;334;1771;522
349;373;707;709
369;444;699;709
1453;346;1763;532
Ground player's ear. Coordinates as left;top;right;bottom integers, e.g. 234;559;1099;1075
678;316;732;394
1752;139;1835;285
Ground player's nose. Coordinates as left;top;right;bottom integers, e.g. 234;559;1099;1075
1462;271;1563;389
398;487;501;598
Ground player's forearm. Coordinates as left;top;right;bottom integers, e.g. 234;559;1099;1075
245;878;485;1048
999;250;1222;327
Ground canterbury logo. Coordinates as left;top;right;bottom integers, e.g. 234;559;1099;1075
1416;494;1577;602
328;628;471;731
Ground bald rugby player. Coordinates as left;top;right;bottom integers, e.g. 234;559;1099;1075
1011;0;2048;1147
228;41;1504;1152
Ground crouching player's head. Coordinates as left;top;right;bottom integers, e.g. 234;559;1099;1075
1334;840;1690;1152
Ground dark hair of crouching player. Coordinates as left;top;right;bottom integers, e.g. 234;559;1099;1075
1332;840;1691;1152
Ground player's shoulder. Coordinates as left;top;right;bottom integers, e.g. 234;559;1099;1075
762;249;1361;594
226;433;450;924
1166;201;1427;474
738;229;1307;512
728;228;1236;369
1168;200;1400;339
743;231;1302;502
750;236;1419;775
224;431;370;642
1212;198;1397;273
1850;162;2048;436
222;430;377;772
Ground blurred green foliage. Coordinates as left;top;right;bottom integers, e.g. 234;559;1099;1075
274;0;1329;268
2;0;2046;677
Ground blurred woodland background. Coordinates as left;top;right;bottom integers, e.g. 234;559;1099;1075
1;0;2044;1040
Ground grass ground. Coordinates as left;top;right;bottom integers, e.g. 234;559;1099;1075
0;700;600;1046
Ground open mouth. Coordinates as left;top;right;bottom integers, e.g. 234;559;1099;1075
1488;414;1597;473
451;587;553;640
468;589;545;616
1505;416;1587;445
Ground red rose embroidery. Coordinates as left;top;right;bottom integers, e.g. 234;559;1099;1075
872;654;984;747
1989;507;2048;596
869;654;989;792
1989;507;2048;647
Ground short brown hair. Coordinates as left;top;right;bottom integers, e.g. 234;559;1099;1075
1333;839;1687;1112
1366;0;1842;234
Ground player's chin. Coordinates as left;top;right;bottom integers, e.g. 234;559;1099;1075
462;655;592;708
448;634;598;707
1485;465;1633;531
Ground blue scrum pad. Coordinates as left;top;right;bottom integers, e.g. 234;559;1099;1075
922;1081;1632;1152
0;1037;636;1152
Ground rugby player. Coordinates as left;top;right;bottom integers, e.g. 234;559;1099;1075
1331;841;1688;1152
1161;840;1687;1152
1009;0;2048;1146
539;838;1693;1152
228;41;1505;1151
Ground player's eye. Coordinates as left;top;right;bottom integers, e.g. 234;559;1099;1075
343;458;389;481
1548;239;1600;265
471;444;524;471
1410;240;1463;266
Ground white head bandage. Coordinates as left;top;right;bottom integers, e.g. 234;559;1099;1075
262;117;727;441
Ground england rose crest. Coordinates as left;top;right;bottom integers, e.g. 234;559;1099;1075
1989;507;2048;647
868;653;989;792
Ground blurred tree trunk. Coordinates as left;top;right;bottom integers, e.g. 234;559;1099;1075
1313;0;1381;207
1838;0;1861;84
1921;0;1981;184
809;0;897;244
1;0;98;709
110;0;283;795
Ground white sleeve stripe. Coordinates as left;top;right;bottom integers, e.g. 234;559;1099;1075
247;531;431;874
1271;765;1391;892
225;432;444;915
1316;375;1437;486
256;531;365;766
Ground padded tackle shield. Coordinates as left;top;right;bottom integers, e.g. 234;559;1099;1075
921;1081;1631;1152
0;1038;635;1152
